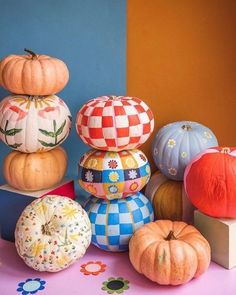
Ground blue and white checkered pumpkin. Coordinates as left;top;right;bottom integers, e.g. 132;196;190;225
84;192;154;252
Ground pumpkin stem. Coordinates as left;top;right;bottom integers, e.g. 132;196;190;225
24;48;38;59
41;222;52;236
165;230;176;241
181;124;192;131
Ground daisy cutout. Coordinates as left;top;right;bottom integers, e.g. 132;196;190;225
85;170;93;182
128;170;137;180
80;261;106;276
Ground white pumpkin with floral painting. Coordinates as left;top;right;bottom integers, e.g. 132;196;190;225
0;95;71;153
15;195;92;272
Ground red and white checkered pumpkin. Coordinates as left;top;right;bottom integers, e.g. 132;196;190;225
76;96;155;151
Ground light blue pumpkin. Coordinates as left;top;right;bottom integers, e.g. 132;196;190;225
152;121;218;181
84;192;154;252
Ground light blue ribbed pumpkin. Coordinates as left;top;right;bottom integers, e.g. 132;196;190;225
152;121;218;181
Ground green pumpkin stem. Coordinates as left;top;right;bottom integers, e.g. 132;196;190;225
165;230;176;241
24;48;37;59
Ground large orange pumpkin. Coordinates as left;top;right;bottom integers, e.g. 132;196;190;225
129;220;210;285
184;147;236;218
145;171;195;222
3;147;67;191
0;49;69;95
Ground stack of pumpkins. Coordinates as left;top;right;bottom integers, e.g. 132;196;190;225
145;121;218;223
0;49;92;273
0;49;72;191
76;95;155;251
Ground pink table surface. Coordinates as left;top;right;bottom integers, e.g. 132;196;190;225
0;238;236;295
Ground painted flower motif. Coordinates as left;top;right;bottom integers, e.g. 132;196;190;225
102;277;129;294
109;172;119;182
168;167;177;176
125;158;135;168
153;148;158;155
85;170;94;182
181;151;187;158
88;158;98;169
128;170;137;179
38;106;60;120
108;185;119;194
107;152;117;158
203;131;212;139
86;184;97;195
108;160;118;169
1;102;28;121
145;165;151;174
30;243;45;257
80;261;106;276
139;153;147;162
130;182;138;191
17;278;46;295
167;139;176;148
62;205;78;219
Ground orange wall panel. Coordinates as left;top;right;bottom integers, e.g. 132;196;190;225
127;0;236;167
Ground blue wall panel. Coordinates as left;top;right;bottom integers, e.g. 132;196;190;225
0;0;126;197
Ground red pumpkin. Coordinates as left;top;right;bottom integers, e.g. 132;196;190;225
184;147;236;218
76;96;154;151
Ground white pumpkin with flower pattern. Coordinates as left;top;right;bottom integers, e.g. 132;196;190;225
0;95;71;153
15;195;91;272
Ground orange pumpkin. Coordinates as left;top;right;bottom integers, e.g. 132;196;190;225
145;171;195;223
129;220;211;285
3;147;67;191
0;49;69;95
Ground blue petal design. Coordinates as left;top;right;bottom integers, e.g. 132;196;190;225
38;286;45;291
17;287;23;291
40;281;46;285
35;278;41;281
18;282;25;287
26;278;33;282
22;291;29;295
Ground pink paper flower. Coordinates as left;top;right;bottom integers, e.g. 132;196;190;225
38;106;60;119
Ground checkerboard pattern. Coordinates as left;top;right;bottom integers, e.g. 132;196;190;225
84;192;154;252
76;96;154;151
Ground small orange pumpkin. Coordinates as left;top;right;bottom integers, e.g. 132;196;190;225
145;171;195;223
3;147;67;191
0;49;69;95
129;220;211;285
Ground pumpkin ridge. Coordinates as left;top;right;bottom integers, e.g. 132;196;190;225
4;59;20;91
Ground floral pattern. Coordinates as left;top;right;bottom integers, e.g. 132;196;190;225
128;170;137;179
79;149;151;200
80;261;106;276
17;278;46;295
15;195;91;272
168;167;177;176
85;171;94;182
102;277;129;294
108;185;119;194
181;151;187;158
152;121;218;181
167;139;176;148
109;172;120;182
0;95;71;153
108;160;118;169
